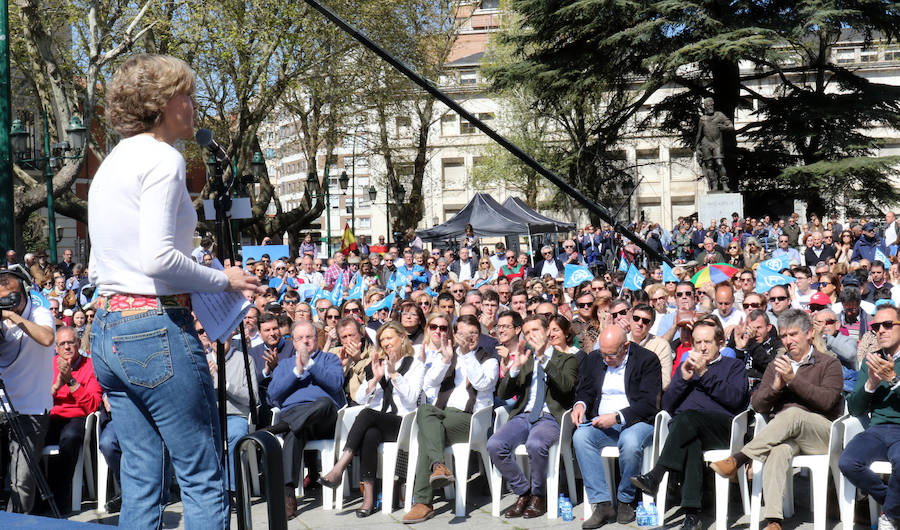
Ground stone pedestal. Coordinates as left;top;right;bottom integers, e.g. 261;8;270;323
698;192;743;224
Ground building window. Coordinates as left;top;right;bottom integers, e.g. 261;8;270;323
460;120;477;135
358;218;371;229
480;0;499;9
442;158;466;190
860;49;878;63
460;69;478;85
441;114;457;135
834;48;855;64
886;47;900;61
395;116;411;137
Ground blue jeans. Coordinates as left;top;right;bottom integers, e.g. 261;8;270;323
226;415;249;492
839;423;900;518
90;307;228;529
573;421;653;504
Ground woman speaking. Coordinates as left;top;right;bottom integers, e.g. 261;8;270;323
88;54;259;529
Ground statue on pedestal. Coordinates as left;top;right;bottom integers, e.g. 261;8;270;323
695;97;734;192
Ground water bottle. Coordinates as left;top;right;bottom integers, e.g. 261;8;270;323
647;502;658;526
375;492;382;510
558;493;565;518
636;502;648;526
561;496;574;521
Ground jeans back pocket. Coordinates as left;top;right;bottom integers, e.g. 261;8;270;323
112;328;174;388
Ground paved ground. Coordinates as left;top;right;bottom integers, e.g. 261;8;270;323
63;475;867;530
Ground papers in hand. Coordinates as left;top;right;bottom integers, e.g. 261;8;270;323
191;290;251;343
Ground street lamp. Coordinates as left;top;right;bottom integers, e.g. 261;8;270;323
250;151;265;179
367;185;377;202
10;110;86;262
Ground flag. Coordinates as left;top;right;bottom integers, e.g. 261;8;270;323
623;264;645;291
661;262;679;283
424;287;439;298
474;278;489;289
754;264;797;294
365;292;396;317
564;264;594;289
347;276;365;300
296;283;319;301
761;255;790;272
340;222;357;256
618;251;629;272
327;281;343;307
875;248;890;267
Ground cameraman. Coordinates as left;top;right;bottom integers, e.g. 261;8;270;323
0;268;55;513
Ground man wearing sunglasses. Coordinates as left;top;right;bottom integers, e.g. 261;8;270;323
657;282;698;343
811;309;857;371
573;325;661;528
711;309;843;530
766;285;794;324
731;310;783;390
403;315;500;523
628;303;674;390
839;305;900;530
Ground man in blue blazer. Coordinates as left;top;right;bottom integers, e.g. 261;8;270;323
572;326;661;529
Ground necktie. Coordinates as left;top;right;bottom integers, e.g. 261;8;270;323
528;360;547;423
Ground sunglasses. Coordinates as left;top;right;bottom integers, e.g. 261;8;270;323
345;307;361;314
325;314;339;320
611;308;629;317
428;323;449;332
870;321;900;332
576;302;593;308
676;292;694;298
818;318;837;325
196;328;206;335
632;315;652;325
538;312;555;319
419;301;431;307
819;281;831;286
743;302;762;309
770;296;789;302
283;299;298;305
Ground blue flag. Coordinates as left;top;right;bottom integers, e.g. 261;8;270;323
761;255;790;272
474;278;489;289
424;287;439;298
875;248;890;267
754;264;797;294
328;281;343;307
623;264;645;291
29;289;50;309
661;262;679;283
564;264;594;289
365;292;396;317
347;277;365;301
296;283;320;301
618;252;629;272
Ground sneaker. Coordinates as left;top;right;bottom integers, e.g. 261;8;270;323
879;513;898;530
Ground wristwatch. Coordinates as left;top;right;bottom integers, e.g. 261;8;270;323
890;375;899;387
67;377;77;386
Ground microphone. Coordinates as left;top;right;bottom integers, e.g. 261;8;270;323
195;128;229;161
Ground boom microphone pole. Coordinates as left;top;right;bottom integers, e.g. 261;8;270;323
298;0;674;267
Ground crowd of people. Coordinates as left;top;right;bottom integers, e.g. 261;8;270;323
1;50;898;530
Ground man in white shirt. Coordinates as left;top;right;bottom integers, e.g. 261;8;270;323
297;255;324;289
450;247;475;283
0;269;55;514
712;283;745;335
403;315;499;523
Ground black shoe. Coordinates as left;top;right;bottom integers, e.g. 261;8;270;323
681;512;703;530
616;501;636;524
630;471;661;496
583;501;616;529
105;494;122;513
318;475;341;489
356;506;376;518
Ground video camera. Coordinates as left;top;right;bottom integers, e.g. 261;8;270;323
0;292;22;311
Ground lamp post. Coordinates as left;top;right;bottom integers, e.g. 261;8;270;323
339;169;350;234
308;169;333;255
10;110;85;262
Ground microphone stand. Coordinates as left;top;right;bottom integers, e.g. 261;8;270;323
204;152;259;495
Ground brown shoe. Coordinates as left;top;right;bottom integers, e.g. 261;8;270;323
710;456;739;479
429;462;455;490
284;486;297;520
504;494;531;518
523;495;546;519
765;520;782;530
402;503;435;524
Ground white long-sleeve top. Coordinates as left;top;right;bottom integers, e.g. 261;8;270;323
88;135;228;296
354;356;425;416
423;346;499;413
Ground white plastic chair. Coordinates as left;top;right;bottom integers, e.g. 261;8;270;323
489;407;577;520
647;409;751;530
42;411;97;513
403;405;494;517
269;405;345;510
838;415;893;530
332;405;417;514
748;412;845;530
581;426;655;520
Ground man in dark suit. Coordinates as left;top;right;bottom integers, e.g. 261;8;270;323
573;326;661;528
449;247;477;283
486;315;578;519
529;246;565;279
803;231;836;266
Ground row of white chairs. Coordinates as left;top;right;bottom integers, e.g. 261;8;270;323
262;404;894;529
